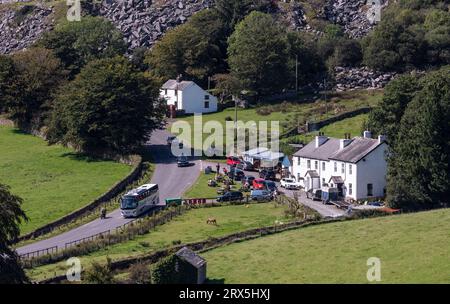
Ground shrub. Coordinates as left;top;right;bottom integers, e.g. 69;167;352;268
84;257;116;284
129;262;152;284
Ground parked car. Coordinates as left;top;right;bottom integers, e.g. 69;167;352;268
368;201;384;207
280;178;301;190
306;189;322;201
321;187;339;204
243;175;255;185
177;155;189;167
217;191;243;202
259;169;276;181
264;181;277;193
250;189;273;202
226;156;242;166
252;178;266;190
228;168;245;181
236;161;254;171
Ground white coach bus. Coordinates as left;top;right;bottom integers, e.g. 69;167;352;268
120;184;160;218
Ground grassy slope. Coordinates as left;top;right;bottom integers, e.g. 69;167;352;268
27;203;289;281
172;90;382;152
285;113;369;144
0;126;131;234
203;208;450;283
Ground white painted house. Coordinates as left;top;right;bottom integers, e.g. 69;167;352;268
160;79;218;114
291;131;388;201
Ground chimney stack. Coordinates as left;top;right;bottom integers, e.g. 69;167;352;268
363;130;372;139
315;133;328;148
378;135;386;143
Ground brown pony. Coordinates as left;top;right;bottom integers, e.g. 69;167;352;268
206;217;217;225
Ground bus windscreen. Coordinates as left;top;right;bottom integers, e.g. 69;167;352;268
121;196;137;210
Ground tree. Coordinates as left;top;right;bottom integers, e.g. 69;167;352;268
47;56;165;155
145;10;227;85
38;16;126;76
2;48;66;130
362;8;428;71
0;55;16;113
0;183;29;284
424;9;450;65
327;39;363;69
84;257;116;284
286;31;325;87
387;67;450;210
228;11;289;97
368;74;422;145
129;262;152;284
214;0;274;34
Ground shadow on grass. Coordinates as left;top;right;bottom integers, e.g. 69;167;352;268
206;278;225;284
60;152;104;163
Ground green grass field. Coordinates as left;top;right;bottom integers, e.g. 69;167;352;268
203;208;450;283
27;203;290;281
184;172;244;199
0;126;132;234
284;114;369;145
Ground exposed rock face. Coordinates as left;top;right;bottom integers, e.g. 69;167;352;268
88;0;215;50
0;5;53;54
334;66;395;91
324;0;389;38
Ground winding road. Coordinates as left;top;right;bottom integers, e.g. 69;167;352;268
16;129;201;256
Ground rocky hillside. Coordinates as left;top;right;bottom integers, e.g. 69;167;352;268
0;4;53;54
0;0;393;54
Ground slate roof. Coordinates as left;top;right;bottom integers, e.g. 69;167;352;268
293;138;341;161
162;79;194;91
294;136;384;164
176;247;206;269
329;176;344;184
305;170;320;178
329;137;382;163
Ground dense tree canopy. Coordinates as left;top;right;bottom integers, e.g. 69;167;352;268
38;16;126;76
362;3;449;71
145;9;227;85
228;11;289;97
47;56;165;155
386;67;450;210
0;184;29;284
368;74;422;145
1;48;66;130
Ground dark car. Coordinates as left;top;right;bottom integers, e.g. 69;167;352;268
259;169;276;181
250;190;273;202
264;181;277;193
236;161;254;171
177;155;189;167
228;168;245;181
217;191;243;202
368;201;384;207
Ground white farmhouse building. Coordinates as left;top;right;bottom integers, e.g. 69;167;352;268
160;79;218;114
291;131;388;201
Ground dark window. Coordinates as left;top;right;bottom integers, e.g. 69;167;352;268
367;184;373;196
164;89;167;95
204;101;209;109
205;95;210;100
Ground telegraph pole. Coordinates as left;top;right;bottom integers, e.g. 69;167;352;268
295;54;299;93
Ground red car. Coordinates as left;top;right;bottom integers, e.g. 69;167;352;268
252;178;266;190
226;156;242;166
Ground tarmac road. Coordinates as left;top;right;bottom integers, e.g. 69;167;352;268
16;128;201;256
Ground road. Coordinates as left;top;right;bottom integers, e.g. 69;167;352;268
16;129;201;256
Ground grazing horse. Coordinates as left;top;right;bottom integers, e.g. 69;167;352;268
206;217;217;225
